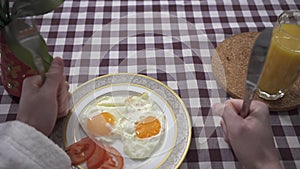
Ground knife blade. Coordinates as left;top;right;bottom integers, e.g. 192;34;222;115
13;18;47;84
241;28;273;117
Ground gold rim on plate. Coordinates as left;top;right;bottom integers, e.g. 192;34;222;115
64;73;192;169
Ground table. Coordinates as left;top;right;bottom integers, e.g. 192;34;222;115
0;0;299;168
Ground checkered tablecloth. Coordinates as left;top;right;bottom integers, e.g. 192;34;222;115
1;0;299;169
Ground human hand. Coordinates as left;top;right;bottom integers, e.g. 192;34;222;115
17;57;71;136
213;99;282;169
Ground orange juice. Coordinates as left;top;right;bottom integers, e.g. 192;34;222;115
259;24;300;95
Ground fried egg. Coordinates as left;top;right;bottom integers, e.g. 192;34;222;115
79;96;126;143
120;93;165;159
79;93;165;159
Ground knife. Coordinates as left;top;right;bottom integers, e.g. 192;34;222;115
14;18;47;84
241;28;273;118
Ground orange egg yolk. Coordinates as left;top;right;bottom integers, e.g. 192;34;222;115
86;112;115;136
135;116;161;139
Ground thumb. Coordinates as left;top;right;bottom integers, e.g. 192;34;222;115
221;100;244;128
22;75;43;91
42;57;64;91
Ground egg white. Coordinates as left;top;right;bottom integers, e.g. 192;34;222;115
121;130;162;159
79;98;126;143
120;93;166;159
79;93;166;159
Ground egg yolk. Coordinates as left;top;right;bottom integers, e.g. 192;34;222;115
86;112;115;136
136;116;161;139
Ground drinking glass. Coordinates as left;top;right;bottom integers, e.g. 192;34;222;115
258;10;300;100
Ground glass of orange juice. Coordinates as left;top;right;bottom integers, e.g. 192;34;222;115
258;10;300;100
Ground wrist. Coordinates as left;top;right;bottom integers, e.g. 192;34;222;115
250;158;282;169
256;162;282;169
241;150;282;169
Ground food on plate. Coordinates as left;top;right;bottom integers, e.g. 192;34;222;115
96;144;124;169
66;137;124;169
86;112;117;137
121;93;166;159
79;97;125;143
79;92;166;159
86;145;105;169
65;137;96;165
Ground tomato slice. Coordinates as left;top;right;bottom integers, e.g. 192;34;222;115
87;144;107;169
101;145;124;169
65;137;96;165
66;137;124;169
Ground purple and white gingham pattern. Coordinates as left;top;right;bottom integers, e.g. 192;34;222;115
0;1;299;168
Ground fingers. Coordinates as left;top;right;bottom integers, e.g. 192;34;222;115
227;99;244;114
43;57;72;118
212;102;225;117
214;99;270;153
22;75;43;91
213;102;230;143
213;99;244;144
213;102;232;144
57;95;71;118
229;99;269;119
249;100;270;119
43;57;64;92
220;119;230;144
214;100;243;126
57;81;71;118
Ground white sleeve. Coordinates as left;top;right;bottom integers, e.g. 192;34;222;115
0;121;71;169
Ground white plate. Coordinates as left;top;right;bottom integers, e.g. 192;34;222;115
64;73;192;169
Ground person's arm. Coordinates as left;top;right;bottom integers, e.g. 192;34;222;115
213;99;282;169
0;57;71;168
0;121;71;169
17;57;71;136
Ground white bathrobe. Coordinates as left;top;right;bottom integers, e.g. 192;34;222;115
0;121;71;169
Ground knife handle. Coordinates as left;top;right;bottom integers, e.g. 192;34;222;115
33;55;46;84
241;87;256;117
